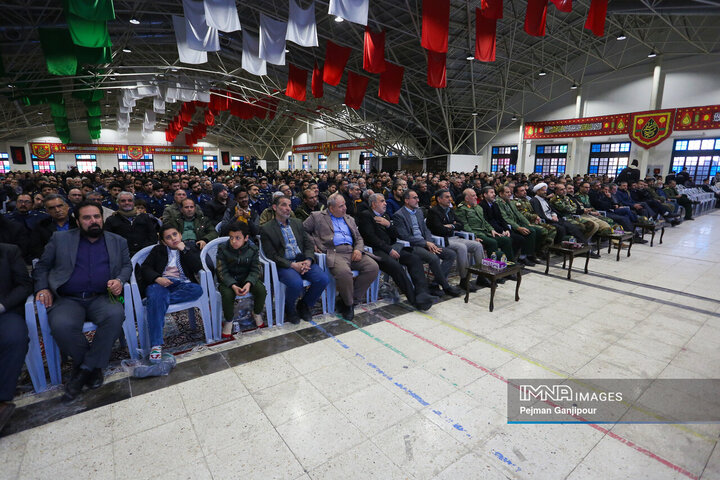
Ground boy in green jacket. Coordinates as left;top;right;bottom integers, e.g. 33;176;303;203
215;221;267;337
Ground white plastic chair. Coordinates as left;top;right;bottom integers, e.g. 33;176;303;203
200;236;274;329
130;245;216;356
37;283;139;386
315;250;379;314
23;295;48;392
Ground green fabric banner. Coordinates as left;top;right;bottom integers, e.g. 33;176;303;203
75;45;111;65
85;101;101;117
50;102;67;117
39;28;78;76
87;116;101;129
72;85;104;102
66;13;111;48
67;0;115;21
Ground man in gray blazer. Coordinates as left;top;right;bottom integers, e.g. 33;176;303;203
33;201;132;401
393;190;462;297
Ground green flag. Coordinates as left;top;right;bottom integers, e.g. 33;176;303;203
66;13;111;48
67;0;115;21
39;28;78;76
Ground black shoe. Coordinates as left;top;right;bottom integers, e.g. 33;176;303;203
86;368;104;390
0;402;15;433
428;285;444;297
521;257;537;266
459;278;479;292
686;217;695;221
497;278;506;284
63;368;91;401
527;255;540;264
337;299;354;321
296;300;312;322
589;252;601;259
413;292;435;311
285;309;301;325
443;285;463;297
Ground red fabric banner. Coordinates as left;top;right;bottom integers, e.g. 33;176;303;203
323;40;351;86
629;109;675;149
312;61;324;98
209;90;229;111
204;110;215;126
427;50;446;88
345;72;370;110
378;62;404;104
475;8;497;62
481;0;503;19
363;27;386;74
421;0;449;53
286;63;308;102
525;0;548;37
585;0;608;37
550;0;572;13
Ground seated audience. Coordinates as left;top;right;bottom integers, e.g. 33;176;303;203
663;179;696;221
455;188;515;260
5;193;48;234
202;183;230;224
222;188;260;237
30;194;77;261
165;198;217;250
294;188;326;221
480;186;528;263
104;192;159;256
530;183;588;244
496;186;544;262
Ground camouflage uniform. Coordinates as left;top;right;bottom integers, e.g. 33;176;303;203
498;198;549;256
571;194;614;235
512;196;557;248
549;194;599;238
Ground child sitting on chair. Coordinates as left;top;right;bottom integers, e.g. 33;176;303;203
215;221;267;338
138;225;204;362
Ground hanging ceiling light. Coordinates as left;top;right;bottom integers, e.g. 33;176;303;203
648;50;657;58
129;18;140;25
538;70;547;77
122;48;132;53
616;33;627;40
334;16;344;22
570;83;578;90
466;54;475;61
472;112;478;116
511;115;518;121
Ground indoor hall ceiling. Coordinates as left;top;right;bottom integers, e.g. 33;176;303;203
1;0;719;159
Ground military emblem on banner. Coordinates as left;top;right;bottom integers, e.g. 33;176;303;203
629;109;675;149
321;142;332;156
31;143;52;160
127;145;144;159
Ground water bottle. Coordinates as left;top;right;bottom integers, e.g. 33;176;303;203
490;252;497;261
500;253;507;264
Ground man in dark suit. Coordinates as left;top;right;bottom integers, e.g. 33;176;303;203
357;194;435;311
480;186;530;264
33;201;132;401
0;243;33;432
104;191;159;256
261;196;330;324
393;190;462;297
29;194;78;261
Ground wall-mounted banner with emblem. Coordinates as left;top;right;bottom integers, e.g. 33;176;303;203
29;143;204;160
629;109;675;149
674;105;720;131
292;138;373;154
524;114;630;139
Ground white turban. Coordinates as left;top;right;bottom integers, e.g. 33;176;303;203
533;182;548;193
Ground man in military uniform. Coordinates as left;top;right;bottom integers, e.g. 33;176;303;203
566;184;614;235
512;184;556;248
496;186;544;260
549;184;599;239
663;179;696;220
454;189;514;260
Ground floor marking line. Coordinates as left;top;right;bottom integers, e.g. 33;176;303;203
384;319;700;480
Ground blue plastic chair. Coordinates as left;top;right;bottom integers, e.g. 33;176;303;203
24;296;47;392
315;250;379;314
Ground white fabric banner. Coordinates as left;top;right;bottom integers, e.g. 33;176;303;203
118;105;132;113
242;30;267;76
116;112;130;129
204;0;241;32
183;0;221;52
286;0;318;47
259;14;287;65
328;0;368;26
144;110;156;126
173;15;208;64
153;97;166;114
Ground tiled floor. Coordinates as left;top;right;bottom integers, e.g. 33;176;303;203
2;212;720;480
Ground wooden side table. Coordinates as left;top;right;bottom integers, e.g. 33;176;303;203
595;232;634;261
546;244;591;280
633;221;665;247
464;263;523;312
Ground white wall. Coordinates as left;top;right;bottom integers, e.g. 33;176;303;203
447;154;483;173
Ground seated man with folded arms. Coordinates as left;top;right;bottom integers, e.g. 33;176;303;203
215;221;267;337
261;196;330;324
0;243;33;432
165;198;218;250
304;193;380;320
393;190;462;298
33;201;131;401
426;189;486;292
104;191;159;257
358;193;435;311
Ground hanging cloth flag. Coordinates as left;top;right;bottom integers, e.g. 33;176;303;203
66;13;112;48
39;28;78;76
323;40;351;86
182;0;220;52
312;61;324;98
286;64;308;102
378;62;404;104
209;91;230;111
173;16;208;64
259;14;288;65
205;110;215;125
525;0;549;37
67;0;115;21
421;0;449;53
328;0;369;26
345;72;369;109
427;50;446;88
287;0;318;47
475;7;497;62
204;0;241;32
550;0;572;12
481;0;503;19
242;30;267;76
585;0;608;36
363;28;386;74
154;97;166;114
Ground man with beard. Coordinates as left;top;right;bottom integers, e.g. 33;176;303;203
221;188;260;237
203;183;231;225
104;192;159;256
29;194;78;260
33;201;132;401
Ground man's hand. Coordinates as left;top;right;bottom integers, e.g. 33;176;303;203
373;216;390;227
534;217;542;224
551;214;559;222
352;249;362;262
300;259;312;271
290;262;305;274
35;289;53;308
314;245;322;253
390;249;400;260
196;240;207;250
634;204;643;210
155;277;173;287
491;230;501;237
426;241;441;254
503;231;510;237
476;238;484;244
444;224;454;230
107;279;122;296
517;227;530;235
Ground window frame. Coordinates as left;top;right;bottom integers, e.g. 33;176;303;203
534;144;568;176
490;145;518;173
671;137;720;183
587;141;631;177
117;153;154;172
